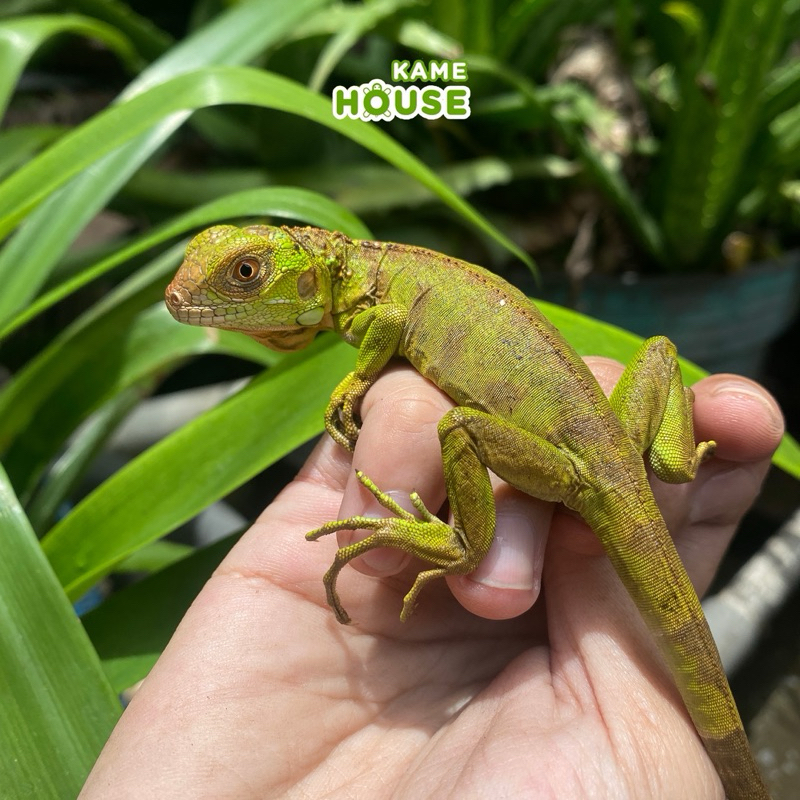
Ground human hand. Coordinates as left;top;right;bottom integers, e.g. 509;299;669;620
80;360;783;799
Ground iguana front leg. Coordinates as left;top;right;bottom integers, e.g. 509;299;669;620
325;304;407;450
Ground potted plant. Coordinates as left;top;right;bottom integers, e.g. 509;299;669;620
421;0;800;376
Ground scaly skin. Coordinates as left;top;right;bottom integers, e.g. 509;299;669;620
166;223;769;799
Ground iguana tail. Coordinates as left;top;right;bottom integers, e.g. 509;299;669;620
584;493;769;800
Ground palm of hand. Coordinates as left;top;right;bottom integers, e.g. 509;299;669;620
81;365;781;799
118;481;715;799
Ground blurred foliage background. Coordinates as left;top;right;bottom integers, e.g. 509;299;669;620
0;0;799;796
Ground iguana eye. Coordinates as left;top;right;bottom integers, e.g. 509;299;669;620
232;257;260;283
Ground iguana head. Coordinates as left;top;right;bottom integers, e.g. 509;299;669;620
165;224;333;351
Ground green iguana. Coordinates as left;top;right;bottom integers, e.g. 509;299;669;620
165;223;769;799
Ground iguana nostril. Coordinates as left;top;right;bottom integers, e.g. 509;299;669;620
165;287;183;308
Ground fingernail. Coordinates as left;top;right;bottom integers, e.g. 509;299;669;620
470;509;540;592
711;379;784;431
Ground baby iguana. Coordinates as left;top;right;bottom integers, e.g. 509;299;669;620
166;224;768;799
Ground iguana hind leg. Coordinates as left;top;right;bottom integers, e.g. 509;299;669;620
308;407;577;622
306;469;471;623
610;336;715;482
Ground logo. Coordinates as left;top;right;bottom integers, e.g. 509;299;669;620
332;60;470;122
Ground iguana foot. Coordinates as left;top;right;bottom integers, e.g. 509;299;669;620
306;470;468;623
324;372;372;451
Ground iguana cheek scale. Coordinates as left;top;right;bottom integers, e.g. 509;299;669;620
166;223;769;799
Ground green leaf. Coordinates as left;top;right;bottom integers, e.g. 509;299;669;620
55;0;174;61
661;1;706;44
466;54;667;265
780;180;800;203
123;166;269;208
0;463;120;797
283;156;577;215
0;64;531;273
423;0;492;54
773;431;800;480
42;336;357;599
123;156;577;217
505;0;605;75
0;185;371;342
0;246;186;455
1;1;56;16
657;0;787;266
771;103;800;167
0;14;141;118
395;18;462;58
762;57;800;123
308;0;418;92
0;125;65;179
0;0;331;324
83;534;238;693
4;303;279;502
116;539;195;574
496;0;555;60
26;384;145;533
614;0;635;60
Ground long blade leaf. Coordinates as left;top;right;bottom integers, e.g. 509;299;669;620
0;14;140;118
0;463;120;797
0;0;330;322
0;65;530;270
4;304;278;501
0;186;370;342
42;337;356;598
